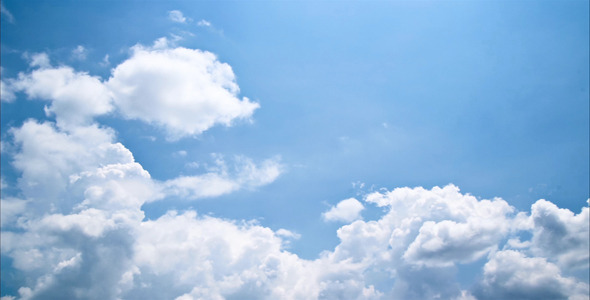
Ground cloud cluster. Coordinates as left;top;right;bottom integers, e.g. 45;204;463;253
5;39;258;139
1;39;588;300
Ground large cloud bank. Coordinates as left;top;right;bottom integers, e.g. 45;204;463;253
1;42;588;300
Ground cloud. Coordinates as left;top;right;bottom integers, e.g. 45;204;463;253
4;39;258;139
529;199;589;270
168;10;188;23
1;3;15;23
99;54;110;67
27;53;51;68
0;197;27;226
1;79;16;102
106;44;259;140
1;38;588;300
323;198;364;223
163;156;283;200
9;65;113;129
197;19;211;27
473;250;589;300
71;45;87;60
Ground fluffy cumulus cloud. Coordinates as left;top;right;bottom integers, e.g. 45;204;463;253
323;198;364;222
4;39;259;139
474;250;589;300
1;39;588;300
106;43;259;140
8;65;113;128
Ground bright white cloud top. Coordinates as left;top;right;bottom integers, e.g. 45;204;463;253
1;2;588;300
107;44;259;140
322;198;364;222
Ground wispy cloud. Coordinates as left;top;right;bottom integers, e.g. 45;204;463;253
197;19;211;27
1;3;15;23
168;10;188;23
71;45;87;60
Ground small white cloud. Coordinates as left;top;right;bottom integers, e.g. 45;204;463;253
1;79;16;102
168;10;187;23
276;228;301;240
197;19;211;27
72;45;87;60
323;198;364;223
163;156;282;200
1;3;15;23
28;52;51;68
175;150;187;157
185;161;200;169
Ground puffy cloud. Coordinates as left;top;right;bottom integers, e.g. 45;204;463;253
106;45;259;140
9;121;133;212
0;197;27;226
9;66;113;128
168;10;187;23
473;250;589;300
27;53;51;68
529;199;589;270
5;40;258;139
1;79;16;102
1;39;588;300
322;198;364;223
350;185;515;267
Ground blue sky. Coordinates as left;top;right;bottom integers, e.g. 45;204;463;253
1;1;589;299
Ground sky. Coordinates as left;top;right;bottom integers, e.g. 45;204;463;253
0;1;588;299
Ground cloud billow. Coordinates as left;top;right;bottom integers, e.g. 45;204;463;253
1;38;588;300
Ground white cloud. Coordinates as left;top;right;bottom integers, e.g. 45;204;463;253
168;10;188;23
1;3;15;23
529;199;589;270
1;37;588;300
107;44;259;140
9;66;113;128
28;53;51;68
197;19;211;27
323;198;364;223
0;197;28;226
473;250;589;300
175;150;187;157
163;156;283;200
71;45;87;61
276;228;301;240
1;79;16;102
4;40;257;139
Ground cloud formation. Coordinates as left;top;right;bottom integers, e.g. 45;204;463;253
1;3;14;23
168;10;188;23
107;44;259;140
322;198;364;222
5;39;259;139
1;39;588;300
